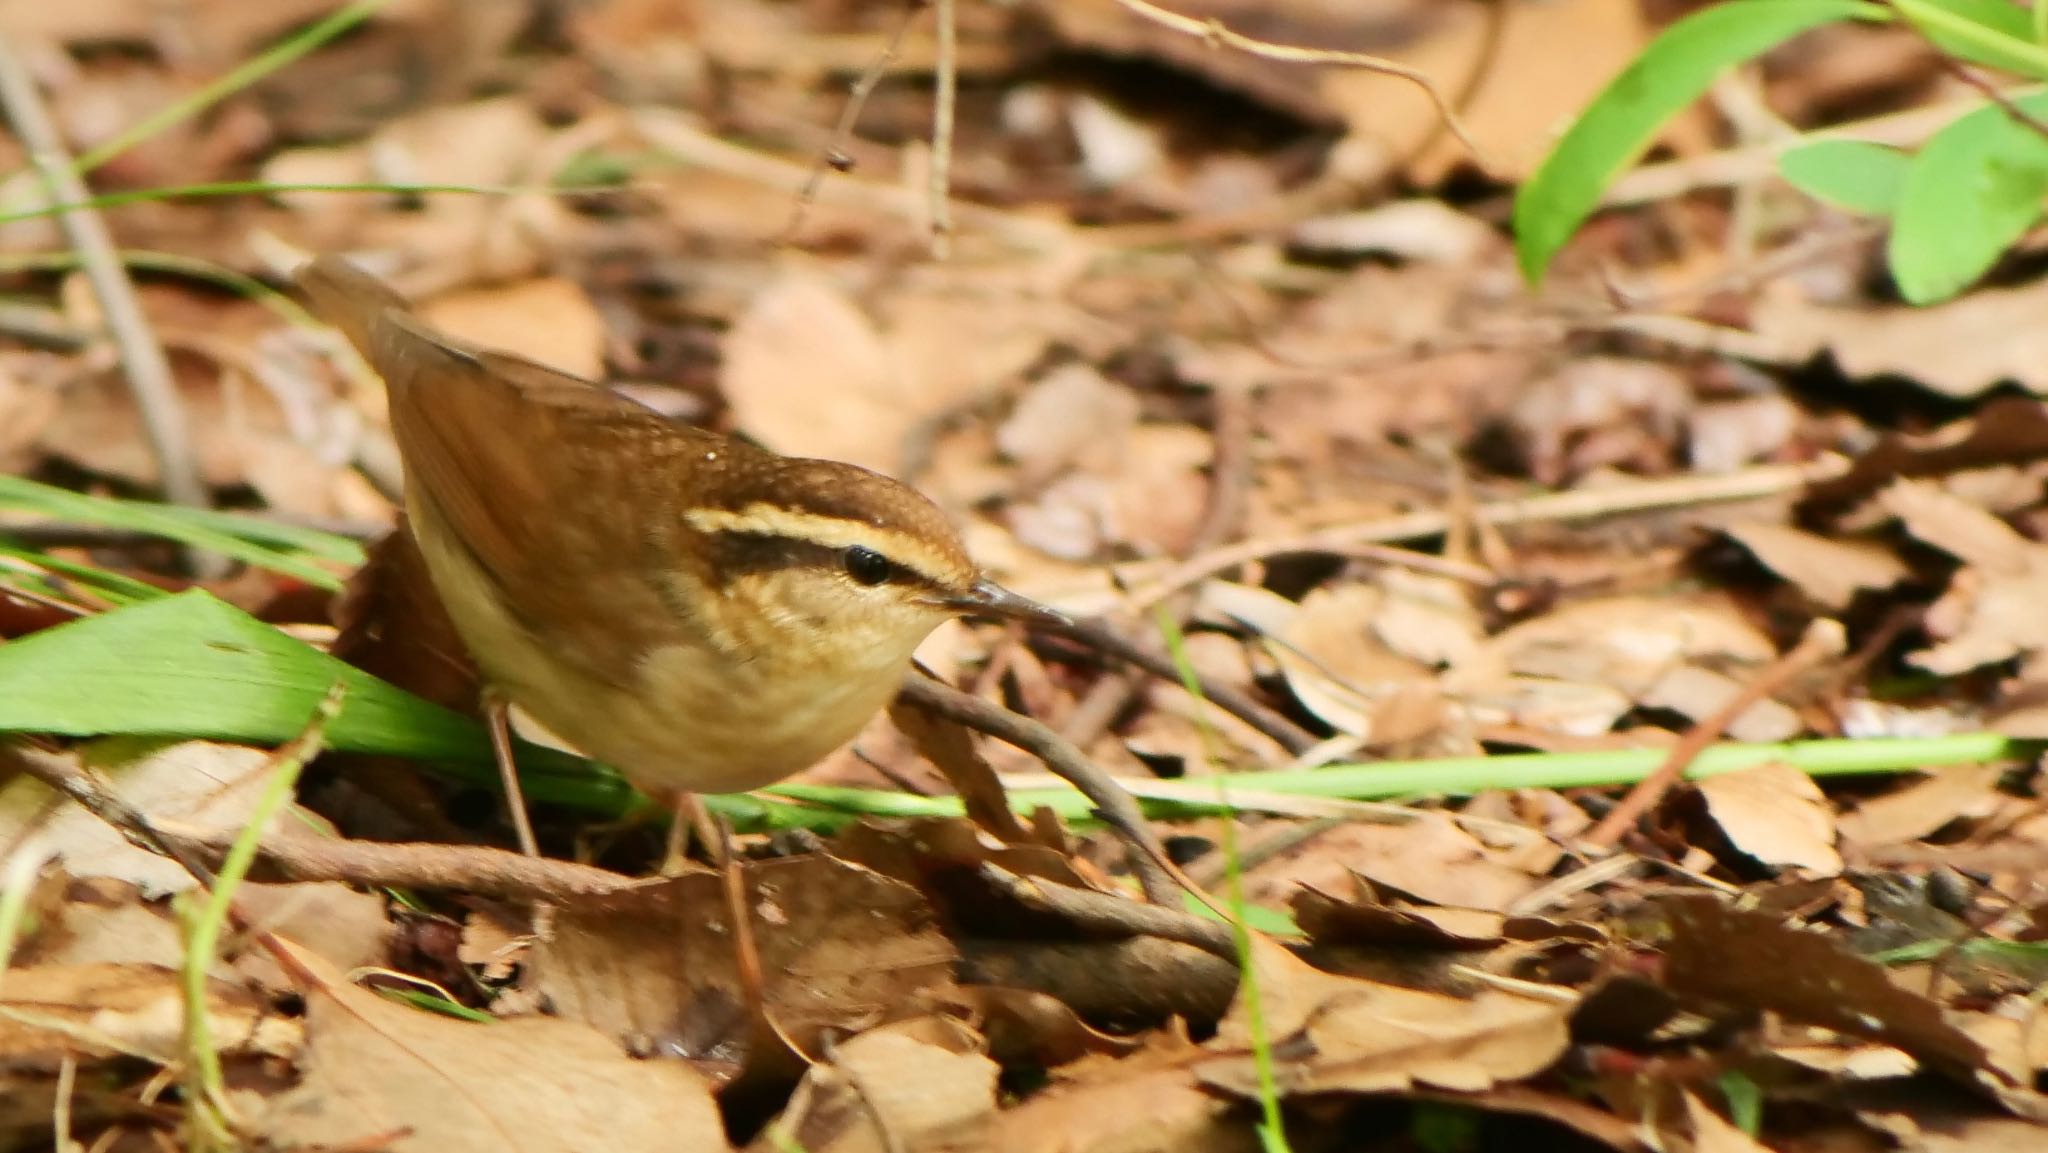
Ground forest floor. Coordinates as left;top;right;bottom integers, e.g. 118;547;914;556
5;1;2048;1150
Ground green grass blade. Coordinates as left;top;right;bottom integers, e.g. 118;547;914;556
0;476;359;587
776;733;2027;821
0;181;559;228
0;540;167;605
182;686;342;1140
70;0;393;177
147;505;367;565
1153;607;1292;1151
1514;0;1882;283
1895;0;2048;77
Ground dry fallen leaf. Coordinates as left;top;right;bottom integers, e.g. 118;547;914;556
1483;595;1799;742
1293;878;1506;951
1658;895;1991;1082
1690;763;1843;877
1882;481;2048;674
1367;0;1669;183
0;366;59;475
419;278;609;380
723;267;915;473
1290;199;1498;264
1269;581;1434;739
1837;766;2004;850
37;296;361;517
17;877;197;975
983;1035;1247;1153
1689;392;1801;475
232;881;396;991
534;855;956;1066
761;1017;999;1153
260;946;728;1153
1721;521;1909;611
1247;814;1542;914
1756;278;2048;398
356;98;569;290
1803;396;2048;521
997;363;1138;482
1032;0;1670;184
0;962;299;1067
0;740;326;897
1507;357;1690;485
1200;937;1573;1096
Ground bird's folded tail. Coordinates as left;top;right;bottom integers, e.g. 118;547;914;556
292;254;417;366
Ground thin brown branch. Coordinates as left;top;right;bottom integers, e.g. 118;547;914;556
1125;458;1849;612
0;35;209;520
1583;619;1847;849
177;828;1239;963
976;861;1233;958
1061;382;1260;750
1050;615;1317;755
1105;0;1487;164
958;935;1238;1027
782;0;923;244
0;740;224;890
894;673;1180;905
929;0;957;256
0;721;338;993
1606;87;2039;207
176;828;646;902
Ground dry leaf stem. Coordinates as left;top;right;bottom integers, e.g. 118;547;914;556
897;674;1181;904
1127;458;1848;611
0;35;208;520
0;739;327;990
1104;0;1484;163
1583;620;1847;848
1063;384;1261;750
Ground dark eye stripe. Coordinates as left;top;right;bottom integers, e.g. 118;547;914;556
701;531;947;592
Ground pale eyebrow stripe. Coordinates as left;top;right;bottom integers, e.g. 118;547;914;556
684;503;966;586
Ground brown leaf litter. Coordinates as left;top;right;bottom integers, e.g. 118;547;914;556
21;1;2048;1148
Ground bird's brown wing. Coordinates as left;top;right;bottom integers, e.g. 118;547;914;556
295;256;703;678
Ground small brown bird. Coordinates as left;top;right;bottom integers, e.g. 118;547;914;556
296;256;1061;813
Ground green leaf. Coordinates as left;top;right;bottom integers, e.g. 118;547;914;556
0;590;633;812
1777;138;1912;215
1888;90;2048;302
1410;1102;1484;1153
1895;0;2048;77
1514;0;1881;283
1718;1071;1765;1136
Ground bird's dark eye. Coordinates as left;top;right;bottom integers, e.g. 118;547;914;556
842;545;893;586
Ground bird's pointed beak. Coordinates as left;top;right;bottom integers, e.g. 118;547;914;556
948;578;1071;629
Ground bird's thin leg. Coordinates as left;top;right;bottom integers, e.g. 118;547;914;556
483;689;541;859
484;689;555;945
660;792;694;877
678;792;766;1012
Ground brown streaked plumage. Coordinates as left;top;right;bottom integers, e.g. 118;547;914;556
295;255;1059;798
